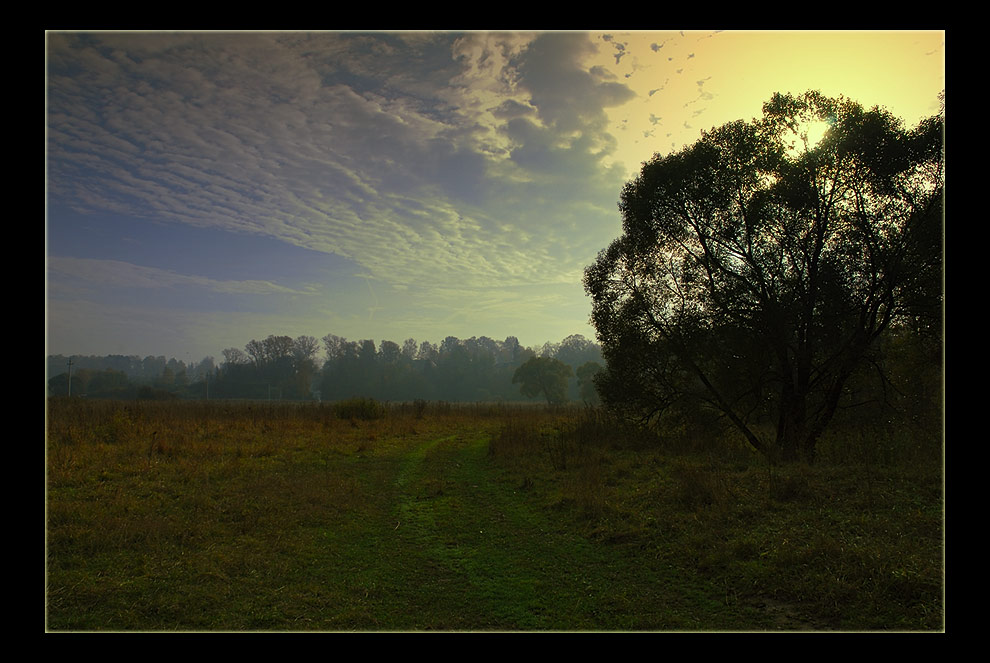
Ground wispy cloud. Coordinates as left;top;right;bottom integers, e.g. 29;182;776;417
47;256;311;296
47;32;632;302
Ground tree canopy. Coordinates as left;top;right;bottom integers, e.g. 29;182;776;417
584;91;943;462
512;356;573;405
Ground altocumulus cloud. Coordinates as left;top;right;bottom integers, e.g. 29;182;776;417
47;31;644;354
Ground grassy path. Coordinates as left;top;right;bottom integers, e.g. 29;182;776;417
361;429;763;631
389;431;594;630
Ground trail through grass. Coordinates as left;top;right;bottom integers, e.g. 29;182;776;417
46;400;942;631
351;429;769;630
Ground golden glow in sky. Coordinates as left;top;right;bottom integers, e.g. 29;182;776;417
589;30;944;177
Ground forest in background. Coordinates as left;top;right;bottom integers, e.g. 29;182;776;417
46;332;604;404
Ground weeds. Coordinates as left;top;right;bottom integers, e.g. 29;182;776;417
333;397;385;421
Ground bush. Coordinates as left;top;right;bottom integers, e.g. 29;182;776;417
333;397;385;421
137;385;179;400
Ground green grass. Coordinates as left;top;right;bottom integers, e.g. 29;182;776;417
45;399;943;631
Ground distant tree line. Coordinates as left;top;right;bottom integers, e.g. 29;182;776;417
46;354;217;400
46;333;604;404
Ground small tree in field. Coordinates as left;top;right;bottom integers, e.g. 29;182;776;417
584;91;943;463
513;356;573;405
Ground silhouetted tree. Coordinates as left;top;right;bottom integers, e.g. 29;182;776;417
417;340;439;363
499;336;522;364
320;335;362;401
142;355;166;381
293;335;320;364
190;356;216;382
513;356;573;405
321;334;350;363
289;335;321;399
221;347;249;367
555;334;603;369
585;91;943;463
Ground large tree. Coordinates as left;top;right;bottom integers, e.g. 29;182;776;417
513;356;573;405
584;91;943;463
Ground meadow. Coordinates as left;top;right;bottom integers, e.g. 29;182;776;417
45;398;943;631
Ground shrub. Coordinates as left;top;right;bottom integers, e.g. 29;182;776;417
137;385;179;400
333;397;384;421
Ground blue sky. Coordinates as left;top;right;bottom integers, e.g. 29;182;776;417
46;30;944;362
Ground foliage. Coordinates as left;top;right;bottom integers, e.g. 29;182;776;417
575;361;604;404
512;356;573;405
333;397;385;421
584;91;944;463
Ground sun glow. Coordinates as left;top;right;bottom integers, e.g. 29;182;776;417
783;118;834;157
803;119;832;149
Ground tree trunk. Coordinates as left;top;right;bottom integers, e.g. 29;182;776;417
776;385;812;463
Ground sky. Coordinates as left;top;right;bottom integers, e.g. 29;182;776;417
45;30;945;363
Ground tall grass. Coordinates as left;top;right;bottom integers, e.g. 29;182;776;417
484;404;943;630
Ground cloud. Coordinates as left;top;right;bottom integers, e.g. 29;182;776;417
47;32;633;301
514;33;636;134
47;31;690;359
47;256;310;296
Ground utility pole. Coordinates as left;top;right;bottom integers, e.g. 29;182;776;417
66;358;74;397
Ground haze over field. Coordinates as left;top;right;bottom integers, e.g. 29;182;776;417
45;30;945;361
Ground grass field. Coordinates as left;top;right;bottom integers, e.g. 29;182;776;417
45;398;943;631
